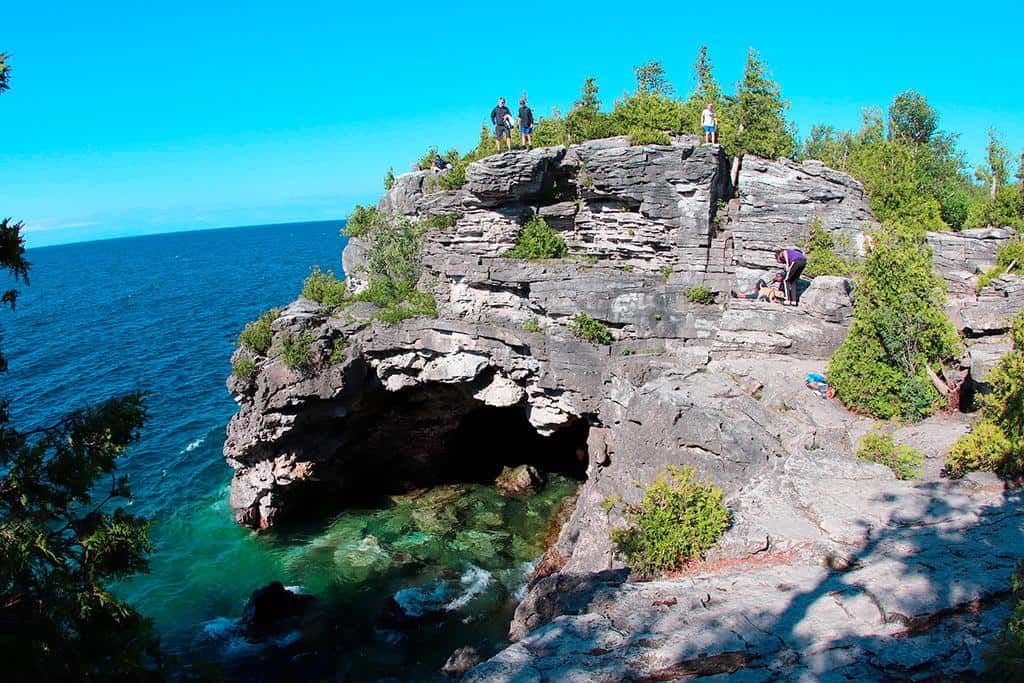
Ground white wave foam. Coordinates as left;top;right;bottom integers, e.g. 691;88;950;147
445;564;493;612
185;436;206;452
394;580;451;617
199;616;302;658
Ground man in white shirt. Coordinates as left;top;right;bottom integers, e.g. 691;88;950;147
701;103;717;144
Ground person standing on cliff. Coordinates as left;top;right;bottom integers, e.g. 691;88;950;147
701;103;717;144
518;97;534;149
491;97;513;152
776;247;807;305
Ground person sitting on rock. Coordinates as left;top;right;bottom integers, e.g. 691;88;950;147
739;272;784;302
430;154;449;172
776;247;807;305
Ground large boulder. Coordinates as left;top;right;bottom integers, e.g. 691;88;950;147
927;226;1015;296
959;274;1024;335
732;156;877;287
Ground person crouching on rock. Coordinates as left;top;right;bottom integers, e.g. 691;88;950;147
775;248;807;306
491;97;513;152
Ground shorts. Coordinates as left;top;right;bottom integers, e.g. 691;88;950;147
520;126;532;134
703;125;715;133
495;125;509;138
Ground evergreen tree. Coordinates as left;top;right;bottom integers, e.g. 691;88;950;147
576;77;601;114
828;229;960;420
680;45;735;142
633;60;673;98
734;48;797;159
566;77;612;142
888;90;937;144
977;128;1011;200
0;52;162;680
1019;151;1024;215
611;63;685;137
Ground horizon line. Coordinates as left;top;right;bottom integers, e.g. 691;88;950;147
25;217;348;252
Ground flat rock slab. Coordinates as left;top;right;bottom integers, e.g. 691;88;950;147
468;470;1024;682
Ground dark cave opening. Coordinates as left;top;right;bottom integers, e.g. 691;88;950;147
290;382;591;513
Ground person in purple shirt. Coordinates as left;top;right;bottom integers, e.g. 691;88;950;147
775;248;807;305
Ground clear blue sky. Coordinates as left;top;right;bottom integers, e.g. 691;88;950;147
2;1;1022;248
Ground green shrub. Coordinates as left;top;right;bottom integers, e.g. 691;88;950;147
802;218;857;278
302;267;347;307
609;466;729;576
977;236;1024;291
828;229;960;420
232;357;256;381
421;212;462;230
855;433;923;480
611;91;685;136
351;212;437;326
946;421;1014;478
505;217;569;260
327;337;347;365
946;310;1024;477
570;313;613;345
660;265;673;282
987;560;1024;676
685;286;716;305
281;333;315;370
416;146;439;171
627;127;671;146
965;183;1024;232
238;308;281;355
532;113;570;147
376;289;437;325
522;317;541;333
363;212;423;286
383;167;395;191
343;204;378;238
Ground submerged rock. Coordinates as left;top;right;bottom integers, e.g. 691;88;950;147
442;646;484;678
240;581;315;639
495;464;546;496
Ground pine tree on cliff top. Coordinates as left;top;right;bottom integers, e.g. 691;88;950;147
0;54;162;679
681;45;740;149
734;48;797;160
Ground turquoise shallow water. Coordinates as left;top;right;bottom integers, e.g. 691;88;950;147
4;221;579;679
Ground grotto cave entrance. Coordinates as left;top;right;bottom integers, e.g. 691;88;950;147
327;381;591;507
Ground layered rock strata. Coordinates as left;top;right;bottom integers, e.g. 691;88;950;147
223;139;1024;680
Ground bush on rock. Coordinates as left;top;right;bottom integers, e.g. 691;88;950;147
946;310;1024;478
827;229;960;420
302;267;347;308
570;313;613;345
238;308;282;355
802;217;857;279
856;433;923;480
609;466;729;576
505;217;568;260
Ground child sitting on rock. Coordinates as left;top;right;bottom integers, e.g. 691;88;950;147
739;272;785;302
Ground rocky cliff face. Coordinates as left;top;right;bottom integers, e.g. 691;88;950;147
223;138;1024;680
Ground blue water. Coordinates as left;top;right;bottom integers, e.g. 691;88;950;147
4;220;344;644
3;220;579;680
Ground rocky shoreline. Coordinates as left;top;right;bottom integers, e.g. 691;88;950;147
223;135;1023;679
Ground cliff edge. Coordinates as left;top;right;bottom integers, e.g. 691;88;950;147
223;136;1023;680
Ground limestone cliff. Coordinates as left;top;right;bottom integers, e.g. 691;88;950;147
223;136;1024;679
